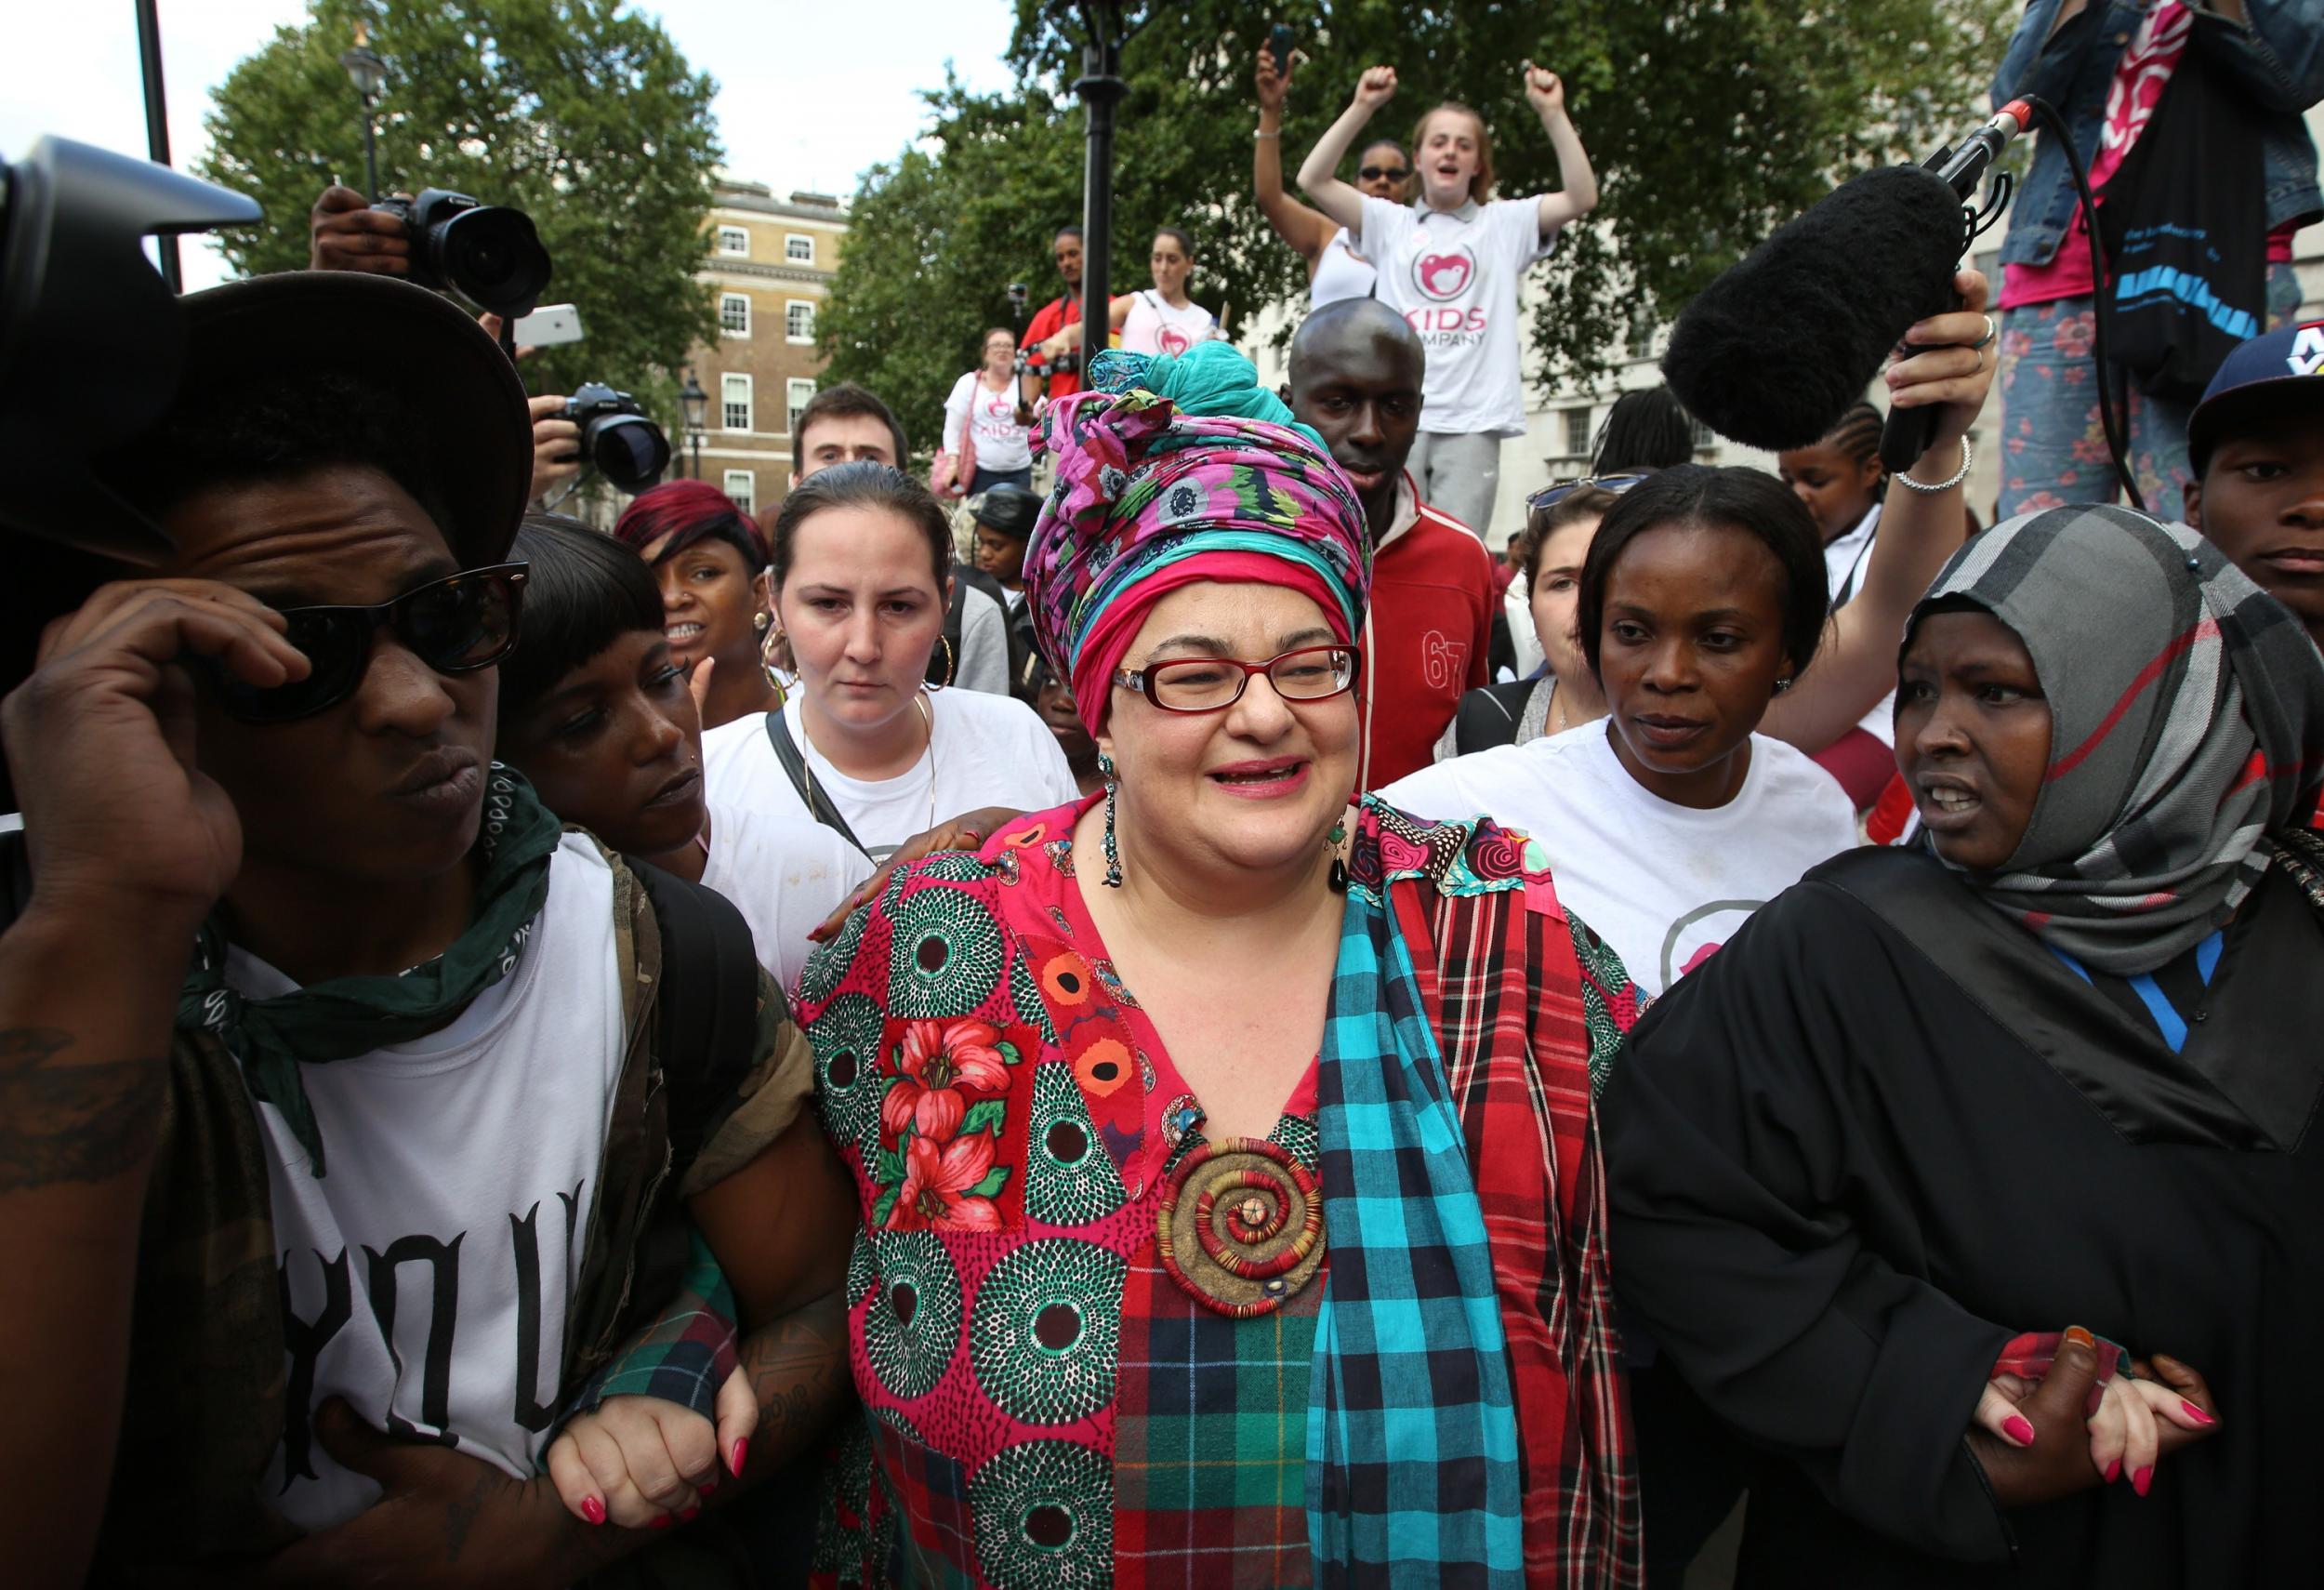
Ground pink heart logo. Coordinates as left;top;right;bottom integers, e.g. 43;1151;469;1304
1412;247;1475;301
1158;325;1192;356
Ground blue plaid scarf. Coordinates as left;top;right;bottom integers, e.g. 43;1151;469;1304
1306;872;1525;1584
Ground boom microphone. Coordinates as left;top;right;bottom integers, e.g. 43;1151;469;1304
1662;103;2029;465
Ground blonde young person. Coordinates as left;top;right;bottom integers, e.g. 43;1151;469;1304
1297;63;1600;541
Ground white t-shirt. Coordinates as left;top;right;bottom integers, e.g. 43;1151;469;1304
1381;721;1858;999
701;799;874;997
1824;501;1896;748
244;835;624;1530
1355;194;1555;438
699;688;1079;861
1310;229;1378;307
1119;292;1219;357
943;372;1032;471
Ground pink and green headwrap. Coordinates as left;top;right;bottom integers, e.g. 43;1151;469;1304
1024;344;1373;732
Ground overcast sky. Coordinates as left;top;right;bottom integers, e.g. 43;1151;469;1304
2;0;1021;288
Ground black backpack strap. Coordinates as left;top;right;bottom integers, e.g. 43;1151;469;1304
623;856;767;1178
763;710;871;858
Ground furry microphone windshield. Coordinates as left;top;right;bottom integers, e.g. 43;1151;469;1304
1662;164;1964;453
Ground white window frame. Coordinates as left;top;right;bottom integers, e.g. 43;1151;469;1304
1561;405;1592;459
719;293;751;338
786;300;816;344
723;470;756;517
721;373;753;433
786;378;816;437
785;232;814;264
717;226;749;258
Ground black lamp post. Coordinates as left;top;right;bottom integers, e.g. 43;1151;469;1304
339;23;387;201
1074;1;1129;351
680;368;709;481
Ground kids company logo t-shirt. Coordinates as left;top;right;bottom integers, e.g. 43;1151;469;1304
1357;193;1557;439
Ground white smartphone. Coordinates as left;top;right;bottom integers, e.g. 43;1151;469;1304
513;303;585;347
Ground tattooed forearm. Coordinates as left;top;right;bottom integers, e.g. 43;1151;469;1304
0;1029;165;1193
741;1288;853;1469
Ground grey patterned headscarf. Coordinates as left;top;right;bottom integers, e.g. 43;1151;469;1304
1907;505;2324;975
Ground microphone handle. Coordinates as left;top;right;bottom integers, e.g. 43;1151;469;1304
1878;284;1966;475
1879;397;1939;475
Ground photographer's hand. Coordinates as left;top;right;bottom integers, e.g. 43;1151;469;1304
526;395;582;505
309;184;411;276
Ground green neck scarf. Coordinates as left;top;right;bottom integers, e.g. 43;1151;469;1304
176;763;565;1176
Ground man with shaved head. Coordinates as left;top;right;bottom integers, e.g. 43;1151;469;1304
1289;298;1500;784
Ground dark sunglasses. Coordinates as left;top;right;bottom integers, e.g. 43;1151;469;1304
1525;472;1649;513
1359;166;1411;182
205;563;529;724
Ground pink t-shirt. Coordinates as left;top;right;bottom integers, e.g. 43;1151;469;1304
2002;2;2291;310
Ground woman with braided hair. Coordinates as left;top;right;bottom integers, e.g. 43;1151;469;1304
1780;401;1899;806
785;343;1645;1586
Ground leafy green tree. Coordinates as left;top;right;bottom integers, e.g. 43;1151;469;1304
824;0;2012;432
196;0;720;426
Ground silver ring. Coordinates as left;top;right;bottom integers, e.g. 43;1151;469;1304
1973;313;1997;351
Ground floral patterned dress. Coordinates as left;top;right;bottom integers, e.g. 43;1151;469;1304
796;795;1638;1589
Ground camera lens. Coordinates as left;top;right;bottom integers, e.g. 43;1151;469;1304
586;414;669;494
431;205;552;316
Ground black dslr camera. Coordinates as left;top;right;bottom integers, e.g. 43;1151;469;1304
370;188;551;316
563;382;669;493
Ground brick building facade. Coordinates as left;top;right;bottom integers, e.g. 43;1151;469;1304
683;179;846;519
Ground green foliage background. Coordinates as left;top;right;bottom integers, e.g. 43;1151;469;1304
196;0;721;431
822;0;2014;446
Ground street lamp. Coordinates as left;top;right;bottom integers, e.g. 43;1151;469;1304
339;23;387;200
680;368;709;481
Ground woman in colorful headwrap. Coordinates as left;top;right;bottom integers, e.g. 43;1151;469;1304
791;341;1644;1587
1603;504;2324;1586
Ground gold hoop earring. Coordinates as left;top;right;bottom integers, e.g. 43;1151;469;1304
760;621;791;697
925;634;957;690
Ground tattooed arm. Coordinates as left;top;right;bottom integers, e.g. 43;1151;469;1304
0;578;312;1586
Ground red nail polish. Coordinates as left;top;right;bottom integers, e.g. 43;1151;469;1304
649;1516;671;1531
699;1480;719;1497
732;1437;749;1474
580;1496;607;1526
2104;1458;2120;1484
680;1506;701;1522
2132;1465;2153;1497
2181;1399;2215;1425
2002;1415;2035;1447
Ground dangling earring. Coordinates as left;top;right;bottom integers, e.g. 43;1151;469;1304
1327;819;1349;894
760;618;791;701
1097;751;1123;888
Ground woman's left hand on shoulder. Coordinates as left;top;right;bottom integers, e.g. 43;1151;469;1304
1886;268;1996;454
807;806;1026;943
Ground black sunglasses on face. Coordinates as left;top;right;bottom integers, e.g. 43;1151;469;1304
205;563;530;724
1359;166;1410;182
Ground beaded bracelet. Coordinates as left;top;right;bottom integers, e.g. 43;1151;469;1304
1897;435;1973;494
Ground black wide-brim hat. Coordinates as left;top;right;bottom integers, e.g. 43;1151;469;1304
158;270;535;566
